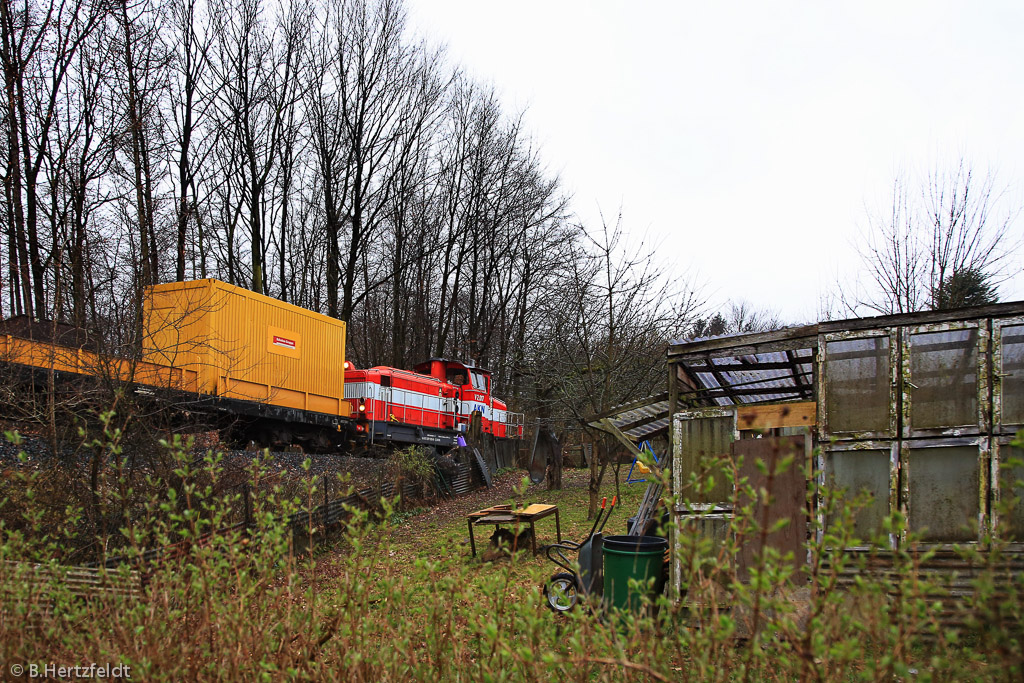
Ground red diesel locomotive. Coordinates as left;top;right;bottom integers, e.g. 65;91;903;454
343;358;523;449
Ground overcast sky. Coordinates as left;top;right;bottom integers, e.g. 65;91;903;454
405;0;1024;323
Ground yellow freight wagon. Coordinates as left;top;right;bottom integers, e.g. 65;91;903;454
143;279;351;419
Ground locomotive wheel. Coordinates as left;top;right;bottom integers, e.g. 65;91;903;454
543;572;580;613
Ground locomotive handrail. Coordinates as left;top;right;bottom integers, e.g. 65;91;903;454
504;411;525;438
377;400;451;430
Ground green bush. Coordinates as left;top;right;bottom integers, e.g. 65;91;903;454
389;445;435;482
1;424;1023;680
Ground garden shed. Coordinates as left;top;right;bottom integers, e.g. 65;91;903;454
593;301;1024;600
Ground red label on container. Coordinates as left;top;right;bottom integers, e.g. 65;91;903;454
272;335;296;349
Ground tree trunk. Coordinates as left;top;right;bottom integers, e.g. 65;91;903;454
588;439;608;521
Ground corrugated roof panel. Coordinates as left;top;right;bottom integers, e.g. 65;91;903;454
624;416;670;440
681;348;814;406
589;394;673;442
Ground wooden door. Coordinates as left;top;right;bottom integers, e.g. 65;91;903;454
734;435;807;582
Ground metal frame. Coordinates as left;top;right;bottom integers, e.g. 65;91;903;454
898;436;989;547
818;440;900;550
818;328;899;442
993;316;1024;435
671;406;738;498
671;408;738;599
991;435;1024;550
901;320;989;439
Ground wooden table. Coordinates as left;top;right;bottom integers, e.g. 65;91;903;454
467;504;561;557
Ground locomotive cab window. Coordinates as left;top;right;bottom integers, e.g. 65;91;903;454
447;369;467;386
470;370;488;392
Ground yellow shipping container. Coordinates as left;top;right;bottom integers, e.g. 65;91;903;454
143;279;351;418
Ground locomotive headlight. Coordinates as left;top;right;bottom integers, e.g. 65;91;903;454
358;400;366;412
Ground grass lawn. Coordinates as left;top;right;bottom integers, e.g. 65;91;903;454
311;467;651;611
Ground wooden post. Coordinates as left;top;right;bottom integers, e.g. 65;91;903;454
666;363;678;603
667;362;677;473
243;482;253;529
546;430;563;490
528;419;540;469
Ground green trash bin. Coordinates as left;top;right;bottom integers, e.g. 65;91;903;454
602;535;668;612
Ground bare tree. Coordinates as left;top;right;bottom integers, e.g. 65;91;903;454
855;172;923;314
687;300;782;339
850;158;1021;315
45;20;116;328
0;0;102;318
540;213;700;516
381;46;445;365
722;299;781;333
923;160;1019;308
168;0;217;282
208;0;307;294
114;0;169;293
306;0;421;320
